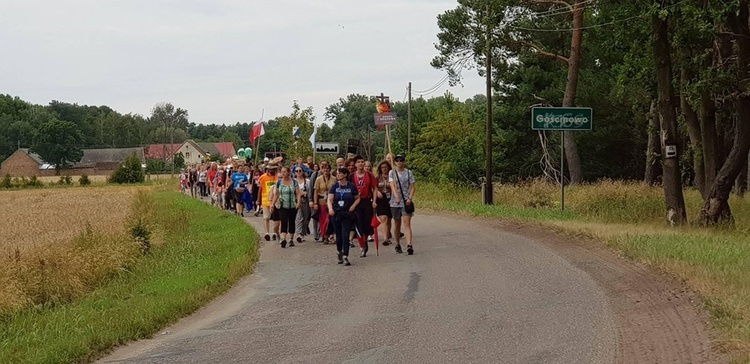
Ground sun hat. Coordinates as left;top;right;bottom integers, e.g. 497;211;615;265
266;161;279;170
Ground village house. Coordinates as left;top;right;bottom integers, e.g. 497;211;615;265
174;140;236;165
0;147;145;177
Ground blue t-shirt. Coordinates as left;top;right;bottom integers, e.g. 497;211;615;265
232;172;249;190
329;181;358;212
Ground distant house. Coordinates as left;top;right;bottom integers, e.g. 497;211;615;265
144;143;182;160
174;140;236;166
0;147;144;177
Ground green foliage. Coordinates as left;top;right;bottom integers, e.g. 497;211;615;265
172;152;185;169
30;119;84;173
0;190;258;363
109;153;145;184
273;101;315;161
79;174;91;186
145;159;167;173
1;174;11;189
220;131;243;150
26;176;44;188
57;175;73;185
409;105;485;184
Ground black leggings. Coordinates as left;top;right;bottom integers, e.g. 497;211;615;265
278;208;297;234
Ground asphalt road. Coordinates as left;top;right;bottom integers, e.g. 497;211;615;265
101;212;622;363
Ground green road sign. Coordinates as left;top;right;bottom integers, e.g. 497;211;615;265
531;107;593;131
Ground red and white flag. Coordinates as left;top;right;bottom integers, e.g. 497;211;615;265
250;122;265;142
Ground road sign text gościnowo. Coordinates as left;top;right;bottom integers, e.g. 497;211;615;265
531;107;592;131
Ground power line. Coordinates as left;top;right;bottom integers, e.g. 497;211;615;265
523;0;596;19
510;0;685;33
413;57;470;95
509;13;644;32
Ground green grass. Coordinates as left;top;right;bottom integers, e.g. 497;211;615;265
0;189;258;363
420;181;750;362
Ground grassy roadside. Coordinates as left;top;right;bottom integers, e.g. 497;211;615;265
419;181;750;362
0;188;258;363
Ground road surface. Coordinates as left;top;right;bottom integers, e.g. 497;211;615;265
101;212;720;363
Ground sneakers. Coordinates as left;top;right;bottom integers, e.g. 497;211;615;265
281;240;287;248
296;236;302;243
367;236;374;242
349;240;356;248
343;257;351;266
337;252;344;264
272;234;278;241
395;244;403;254
264;233;270;241
360;248;367;258
289;240;295;247
407;245;414;255
382;239;391;246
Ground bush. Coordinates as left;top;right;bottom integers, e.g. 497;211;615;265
79;174;91;186
58;175;73;185
109;153;145;184
27;176;44;188
1;174;11;189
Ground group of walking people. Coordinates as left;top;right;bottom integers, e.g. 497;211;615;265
180;152;416;266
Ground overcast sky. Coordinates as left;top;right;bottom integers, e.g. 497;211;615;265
1;0;486;125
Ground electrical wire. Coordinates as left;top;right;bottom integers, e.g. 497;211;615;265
510;0;685;33
413;56;470;95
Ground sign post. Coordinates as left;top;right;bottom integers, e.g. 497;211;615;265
531;107;593;211
374;93;397;160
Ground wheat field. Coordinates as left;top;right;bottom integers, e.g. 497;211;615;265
0;187;145;253
0;186;152;316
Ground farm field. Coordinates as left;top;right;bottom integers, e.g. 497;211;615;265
0;186;148;253
33;173;174;184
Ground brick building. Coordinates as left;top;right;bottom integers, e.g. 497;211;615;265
0;147;144;177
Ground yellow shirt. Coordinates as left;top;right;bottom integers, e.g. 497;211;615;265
258;173;278;207
314;174;335;203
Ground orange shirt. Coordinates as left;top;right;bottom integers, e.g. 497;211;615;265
258;173;278;207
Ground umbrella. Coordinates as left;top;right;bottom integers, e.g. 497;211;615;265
371;215;381;256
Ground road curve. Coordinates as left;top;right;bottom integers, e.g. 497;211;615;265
100;212;719;363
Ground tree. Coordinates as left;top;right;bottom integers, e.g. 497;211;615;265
109;152;145;184
221;131;243;150
275;101;315;160
652;1;687;225
30;119;84;175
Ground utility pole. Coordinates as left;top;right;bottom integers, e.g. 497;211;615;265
484;3;494;205
407;82;413;153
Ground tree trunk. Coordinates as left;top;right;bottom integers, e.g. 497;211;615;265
645;101;660;185
652;7;687;225
700;89;719;192
560;0;585;184
680;71;705;197
699;1;750;225
736;161;748;197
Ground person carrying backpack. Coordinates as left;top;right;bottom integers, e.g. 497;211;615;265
270;166;303;248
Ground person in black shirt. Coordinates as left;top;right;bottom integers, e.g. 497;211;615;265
327;167;360;266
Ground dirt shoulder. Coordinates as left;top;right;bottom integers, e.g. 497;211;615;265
433;211;726;363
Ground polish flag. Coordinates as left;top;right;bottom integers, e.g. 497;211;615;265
250;122;265;142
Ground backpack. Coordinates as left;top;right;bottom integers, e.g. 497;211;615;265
276;179;299;207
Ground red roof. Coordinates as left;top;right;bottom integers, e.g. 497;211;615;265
213;142;236;157
144;144;182;159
